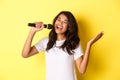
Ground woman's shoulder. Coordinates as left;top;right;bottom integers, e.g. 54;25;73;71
36;37;49;46
41;37;49;42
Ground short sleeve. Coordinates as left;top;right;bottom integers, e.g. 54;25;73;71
35;37;48;52
74;44;83;60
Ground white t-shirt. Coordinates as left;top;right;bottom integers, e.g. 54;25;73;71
35;37;83;80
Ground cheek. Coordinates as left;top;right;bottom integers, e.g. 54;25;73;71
55;20;60;24
63;25;69;30
54;22;58;28
54;21;57;25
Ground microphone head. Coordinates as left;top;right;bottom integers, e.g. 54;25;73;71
47;24;53;29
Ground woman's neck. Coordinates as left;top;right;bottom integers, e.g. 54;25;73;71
57;34;66;41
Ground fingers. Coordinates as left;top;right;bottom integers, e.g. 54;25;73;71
95;31;104;40
98;31;104;36
88;31;104;45
31;22;44;32
35;22;44;29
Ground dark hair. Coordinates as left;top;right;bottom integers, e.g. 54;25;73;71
46;11;80;55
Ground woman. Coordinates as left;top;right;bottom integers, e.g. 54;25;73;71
22;11;104;80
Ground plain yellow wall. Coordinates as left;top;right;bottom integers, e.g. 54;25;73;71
0;0;120;80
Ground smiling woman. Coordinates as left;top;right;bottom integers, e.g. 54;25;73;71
54;14;68;35
22;11;103;80
0;0;120;80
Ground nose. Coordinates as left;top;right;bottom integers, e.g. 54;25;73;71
58;20;64;25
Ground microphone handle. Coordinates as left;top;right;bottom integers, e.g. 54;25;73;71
28;23;47;27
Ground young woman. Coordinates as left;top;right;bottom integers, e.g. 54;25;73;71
22;11;103;80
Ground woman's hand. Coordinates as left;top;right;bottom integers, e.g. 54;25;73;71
76;31;104;74
88;31;104;46
31;22;44;32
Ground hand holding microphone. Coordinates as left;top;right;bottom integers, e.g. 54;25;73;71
28;22;53;33
28;22;53;29
29;22;45;32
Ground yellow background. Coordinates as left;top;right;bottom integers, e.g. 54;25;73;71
0;0;120;80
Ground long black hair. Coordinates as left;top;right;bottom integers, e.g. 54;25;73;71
46;11;80;55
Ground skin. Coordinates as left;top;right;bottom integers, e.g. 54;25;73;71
22;14;104;74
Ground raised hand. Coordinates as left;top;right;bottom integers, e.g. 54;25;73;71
31;22;44;32
88;31;104;46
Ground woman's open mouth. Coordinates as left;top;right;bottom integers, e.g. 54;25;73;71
56;26;63;30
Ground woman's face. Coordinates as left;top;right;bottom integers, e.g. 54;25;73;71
54;14;69;35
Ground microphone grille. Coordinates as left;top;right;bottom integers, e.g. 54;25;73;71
47;24;53;29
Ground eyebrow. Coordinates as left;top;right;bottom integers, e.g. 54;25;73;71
57;17;68;21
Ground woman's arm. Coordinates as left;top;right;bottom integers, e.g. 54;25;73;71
22;22;44;58
75;31;104;74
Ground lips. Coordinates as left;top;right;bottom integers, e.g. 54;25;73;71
56;26;63;30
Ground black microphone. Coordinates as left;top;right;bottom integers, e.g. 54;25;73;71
28;23;53;29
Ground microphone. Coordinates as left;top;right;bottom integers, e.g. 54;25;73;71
28;23;53;29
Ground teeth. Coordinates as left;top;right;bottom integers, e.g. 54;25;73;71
57;26;62;29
